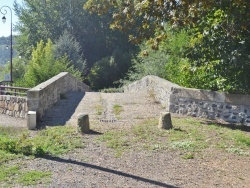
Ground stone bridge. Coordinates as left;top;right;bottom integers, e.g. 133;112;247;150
0;72;90;128
1;74;250;129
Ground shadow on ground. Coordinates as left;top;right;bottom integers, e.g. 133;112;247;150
203;120;250;132
38;92;85;128
41;155;178;188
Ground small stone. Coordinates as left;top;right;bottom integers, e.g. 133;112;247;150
158;112;172;130
78;113;90;133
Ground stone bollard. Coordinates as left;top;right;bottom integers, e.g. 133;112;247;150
158;112;172;130
27;111;37;130
77;113;90;133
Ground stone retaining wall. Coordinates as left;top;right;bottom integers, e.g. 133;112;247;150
124;75;250;125
0;95;28;118
27;72;91;120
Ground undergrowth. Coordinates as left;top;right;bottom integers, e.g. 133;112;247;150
97;117;250;158
0;126;83;186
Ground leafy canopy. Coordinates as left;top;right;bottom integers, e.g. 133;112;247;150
20;39;81;87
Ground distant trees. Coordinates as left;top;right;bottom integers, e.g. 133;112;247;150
0;36;17;65
11;0;250;93
0;36;18;81
13;0;135;89
54;31;86;73
85;0;250;94
18;39;81;87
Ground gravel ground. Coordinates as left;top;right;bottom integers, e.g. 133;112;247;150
2;91;250;187
0;113;27;128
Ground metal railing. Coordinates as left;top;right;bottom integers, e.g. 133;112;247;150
0;82;30;97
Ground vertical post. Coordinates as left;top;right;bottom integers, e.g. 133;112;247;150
1;5;13;84
10;9;13;84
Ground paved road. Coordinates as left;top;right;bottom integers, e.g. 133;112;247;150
0;113;27;128
1;91;164;129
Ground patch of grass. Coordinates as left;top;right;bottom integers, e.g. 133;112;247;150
182;153;195;159
17;170;51;186
0;165;51;186
171;141;196;150
95;95;104;115
149;89;155;99
0;165;19;183
97;116;250;158
95;105;103;115
0;126;83;158
100;88;124;93
97;131;129;157
113;104;123;116
226;148;249;156
234;132;250;147
0;150;21;163
32;126;83;156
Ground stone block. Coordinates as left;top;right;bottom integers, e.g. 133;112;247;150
0;101;5;108
27;111;37;130
158;112;172;130
14;103;20;111
78;113;90;133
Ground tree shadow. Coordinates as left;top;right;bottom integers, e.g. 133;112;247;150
37;91;85;128
40;155;178;188
202;120;250;132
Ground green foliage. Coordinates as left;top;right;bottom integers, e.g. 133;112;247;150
54;31;86;73
0;126;83;187
0;126;83;157
0;165;19;183
186;8;250;93
85;0;250;94
14;0;135;83
226;148;249;156
113;104;123;116
96;117;250;158
234;132;250;147
17;170;51;186
0;36;17;65
0;165;51;186
182;153;195;160
97;131;129;157
0;57;27;84
19;39;81;87
171;141;196;150
88;48;133;89
121;27;190;85
85;0;250;45
100;87;124;93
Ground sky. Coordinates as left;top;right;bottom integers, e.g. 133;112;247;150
0;0;23;37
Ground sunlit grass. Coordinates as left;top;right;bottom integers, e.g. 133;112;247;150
0;125;84;186
0;165;51;186
97;116;250;158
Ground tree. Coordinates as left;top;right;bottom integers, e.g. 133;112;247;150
14;0;135;68
20;39;81;87
88;48;133;89
86;0;250;93
84;0;250;44
54;31;86;73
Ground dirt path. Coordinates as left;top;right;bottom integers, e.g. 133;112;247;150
2;91;250;187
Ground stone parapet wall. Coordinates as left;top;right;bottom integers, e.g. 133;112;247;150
124;75;250;125
169;88;250;124
0;95;28;119
27;72;91;120
124;75;181;108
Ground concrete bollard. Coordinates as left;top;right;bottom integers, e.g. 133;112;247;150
77;113;90;133
158;112;172;130
27;111;37;130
